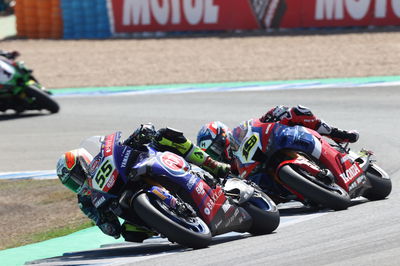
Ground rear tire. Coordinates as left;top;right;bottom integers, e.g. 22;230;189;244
25;85;59;113
363;163;392;200
133;193;211;249
278;165;351;211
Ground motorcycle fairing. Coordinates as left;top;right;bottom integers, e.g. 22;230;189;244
271;125;366;193
87;132;251;235
271;124;322;159
0;59;15;83
233;119;274;179
144;149;251;234
147;151;230;225
88;132;135;197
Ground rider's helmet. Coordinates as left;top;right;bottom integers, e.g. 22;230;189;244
56;148;92;193
196;121;232;163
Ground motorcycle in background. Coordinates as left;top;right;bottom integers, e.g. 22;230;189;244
231;119;392;211
79;132;280;249
0;52;59;113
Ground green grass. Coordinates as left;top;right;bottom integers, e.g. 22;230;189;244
5;221;95;250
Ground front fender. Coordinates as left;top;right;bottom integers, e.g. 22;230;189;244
224;178;255;204
275;153;321;180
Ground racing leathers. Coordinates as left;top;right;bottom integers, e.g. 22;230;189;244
0;50;19;60
77;124;231;242
259;105;359;143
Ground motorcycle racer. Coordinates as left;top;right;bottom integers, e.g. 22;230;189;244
197;105;359;168
0;49;19;60
56;124;231;242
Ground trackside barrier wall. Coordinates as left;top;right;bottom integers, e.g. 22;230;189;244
15;0;63;39
60;0;111;39
14;0;400;39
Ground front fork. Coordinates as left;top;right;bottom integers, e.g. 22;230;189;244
148;186;196;217
148;186;177;209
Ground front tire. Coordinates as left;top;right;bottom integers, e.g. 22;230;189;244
133;193;211;249
363;163;392;200
24;85;60;113
243;191;280;235
278;165;351;211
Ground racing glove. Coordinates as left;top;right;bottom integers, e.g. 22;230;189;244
202;156;231;179
124;123;156;148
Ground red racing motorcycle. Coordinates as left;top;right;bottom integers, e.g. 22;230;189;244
231;119;392;211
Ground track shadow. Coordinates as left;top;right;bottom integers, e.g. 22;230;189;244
0;112;50;121
26;233;250;265
277;197;370;216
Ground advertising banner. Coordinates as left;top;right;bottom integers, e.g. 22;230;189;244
109;0;400;34
248;0;400;29
301;0;400;28
247;0;301;29
110;0;260;33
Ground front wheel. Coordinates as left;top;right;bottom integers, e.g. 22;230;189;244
133;193;211;249
24;85;59;113
363;163;392;200
278;165;351;211
242;190;280;235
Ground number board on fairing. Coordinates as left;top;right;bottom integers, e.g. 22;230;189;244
92;159;115;190
237;133;261;164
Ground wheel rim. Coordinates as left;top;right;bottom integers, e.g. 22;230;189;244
151;197;210;235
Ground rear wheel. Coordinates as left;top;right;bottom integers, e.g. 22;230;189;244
133;193;211;249
363;163;392;200
278;165;351;211
24;85;59;113
243;191;280;235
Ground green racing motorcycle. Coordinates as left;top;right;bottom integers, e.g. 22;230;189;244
0;54;59;114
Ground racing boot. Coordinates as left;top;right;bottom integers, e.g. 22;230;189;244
329;128;359;143
121;222;156;243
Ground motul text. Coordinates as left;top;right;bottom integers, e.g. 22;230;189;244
315;0;400;20
122;0;219;26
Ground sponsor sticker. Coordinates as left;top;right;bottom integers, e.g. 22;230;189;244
158;152;189;176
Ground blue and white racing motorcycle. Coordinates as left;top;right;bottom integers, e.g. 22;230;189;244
79;132;280;249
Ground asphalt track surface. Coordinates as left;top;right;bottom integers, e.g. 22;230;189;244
2;86;400;265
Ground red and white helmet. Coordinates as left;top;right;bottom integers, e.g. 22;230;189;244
196;121;232;163
56;148;92;193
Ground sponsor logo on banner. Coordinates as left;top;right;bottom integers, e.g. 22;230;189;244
110;0;259;32
315;0;400;20
248;0;400;29
122;0;220;26
249;0;288;28
305;0;400;27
